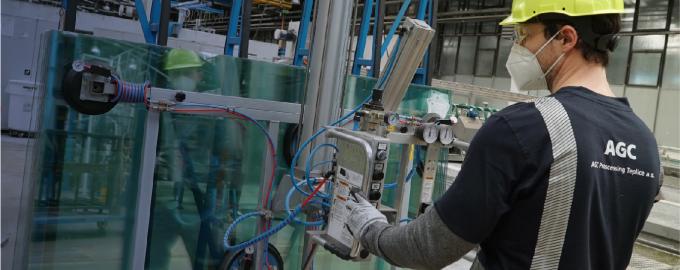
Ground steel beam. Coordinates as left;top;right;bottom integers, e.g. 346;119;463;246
129;111;160;270
148;88;302;123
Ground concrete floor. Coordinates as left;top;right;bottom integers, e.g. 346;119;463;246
2;134;678;269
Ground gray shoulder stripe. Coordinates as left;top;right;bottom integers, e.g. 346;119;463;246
530;97;578;270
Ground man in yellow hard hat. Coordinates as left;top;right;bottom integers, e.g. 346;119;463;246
339;1;662;269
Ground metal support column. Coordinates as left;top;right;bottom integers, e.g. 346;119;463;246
293;0;314;66
239;0;252;58
426;0;438;85
299;0;354;265
254;121;280;270
298;0;354;164
128;111;160;270
372;0;385;78
63;0;77;31
157;0;171;46
351;0;374;75
225;0;243;55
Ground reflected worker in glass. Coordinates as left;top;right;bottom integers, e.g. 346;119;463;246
148;49;244;269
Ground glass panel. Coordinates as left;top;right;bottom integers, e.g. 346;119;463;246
495;37;513;77
343;76;454;118
662;35;680;90
632;35;666;51
28;30;150;270
635;0;669;30
475;50;495;76
28;31;311;270
606;36;631;85
628;52;662;86
457;36;477;75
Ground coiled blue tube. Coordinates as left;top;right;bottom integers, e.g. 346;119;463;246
111;76;147;103
223;207;300;252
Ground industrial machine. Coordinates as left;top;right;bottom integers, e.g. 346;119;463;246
55;17;490;269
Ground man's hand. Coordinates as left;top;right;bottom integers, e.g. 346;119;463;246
346;190;388;240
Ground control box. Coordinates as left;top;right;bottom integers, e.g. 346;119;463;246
320;127;390;260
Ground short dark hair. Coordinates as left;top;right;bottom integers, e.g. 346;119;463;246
526;13;621;66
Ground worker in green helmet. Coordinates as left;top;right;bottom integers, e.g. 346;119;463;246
164;48;205;91
340;1;661;269
149;48;241;269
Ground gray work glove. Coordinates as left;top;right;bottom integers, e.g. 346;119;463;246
346;191;388;240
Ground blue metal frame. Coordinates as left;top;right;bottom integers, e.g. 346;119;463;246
352;0;375;76
225;0;243;55
293;0;314;66
381;0;410;56
351;0;433;85
135;0;161;44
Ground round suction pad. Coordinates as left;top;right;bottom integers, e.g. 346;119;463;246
61;64;117;115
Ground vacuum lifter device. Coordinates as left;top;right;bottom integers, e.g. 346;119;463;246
309;18;478;261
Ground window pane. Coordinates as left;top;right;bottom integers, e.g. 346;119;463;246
481;22;498;34
475;50;495;76
606;36;631;85
464;23;478;34
628;52;662;86
479;36;497;49
439;37;459;76
635;0;669;30
621;1;636;32
457;36;477;75
662;35;680;90
495;37;513;77
633;35;666;50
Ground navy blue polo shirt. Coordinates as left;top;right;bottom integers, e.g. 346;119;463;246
435;86;660;269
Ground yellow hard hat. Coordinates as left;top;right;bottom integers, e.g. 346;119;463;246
164;48;203;71
499;0;625;26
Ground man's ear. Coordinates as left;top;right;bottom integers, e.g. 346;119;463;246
558;25;579;52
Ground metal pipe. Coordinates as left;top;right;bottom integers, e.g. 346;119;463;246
63;0;78;31
373;0;384;78
157;0;170;46
239;0;252;58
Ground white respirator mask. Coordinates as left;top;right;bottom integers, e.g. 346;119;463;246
170;76;198;91
505;30;565;91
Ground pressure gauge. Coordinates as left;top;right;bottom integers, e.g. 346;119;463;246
439;124;455;145
417;123;439;144
384;112;400;126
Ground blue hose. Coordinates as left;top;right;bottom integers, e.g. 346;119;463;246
288;95;372;197
304;143;338;194
223;206;301;252
285;180;328;226
381;168;416;189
